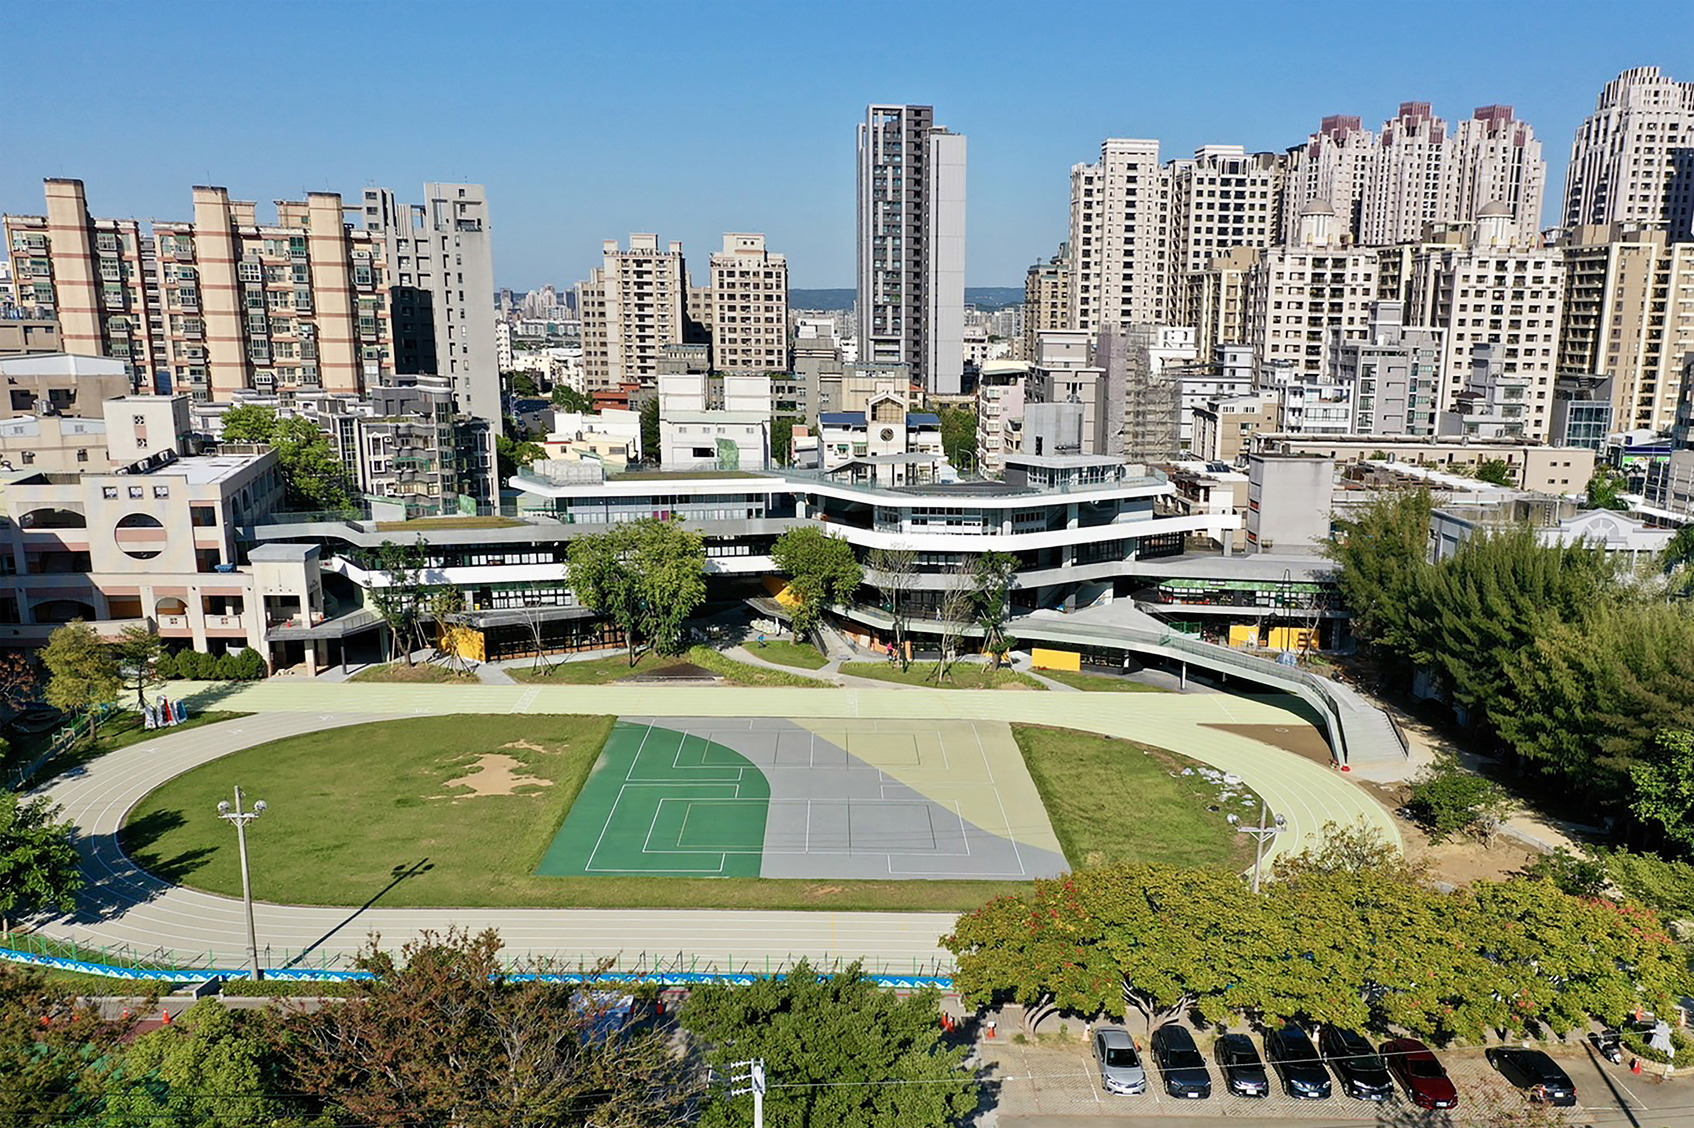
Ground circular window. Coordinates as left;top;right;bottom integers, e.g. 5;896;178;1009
114;512;166;560
879;427;895;442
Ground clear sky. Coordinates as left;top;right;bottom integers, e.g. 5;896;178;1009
5;0;1691;291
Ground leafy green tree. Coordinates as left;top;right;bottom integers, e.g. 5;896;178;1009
1607;848;1694;919
1270;818;1415;881
971;552;1018;667
0;965;136;1125
110;624;165;711
769;416;794;467
639;398;660;464
771;527;863;640
103;999;289;1127
567;519;706;664
496;432;546;482
1474;458;1514;486
1521;848;1610;898
682;959;976;1128
937;406;977;474
1586;466;1631;511
550;385;594;414
41;620;119;741
367;539;431;665
0;790;84;936
1406;756;1512;844
222;405;353;511
1631;729;1694;854
506;370;540;399
1663;524;1694;598
284;928;697;1128
1325;490;1434;673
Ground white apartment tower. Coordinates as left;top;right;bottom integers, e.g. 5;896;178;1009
1563;67;1694;237
1069;139;1171;330
578;235;689;391
856;104;967;396
1167;146;1288;279
709;234;788;375
360;183;500;423
1247;202;1382;380
1284;103;1545;246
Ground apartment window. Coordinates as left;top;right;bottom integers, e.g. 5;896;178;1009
76;449;88;463
127;486;143;498
153;485;169;498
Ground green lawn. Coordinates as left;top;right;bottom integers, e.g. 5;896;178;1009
1012;724;1259;870
1037;669;1170;693
349;662;478;684
742;639;829;670
839;662;1046;690
509;646;831;688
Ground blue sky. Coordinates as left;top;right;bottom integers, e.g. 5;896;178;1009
5;0;1691;290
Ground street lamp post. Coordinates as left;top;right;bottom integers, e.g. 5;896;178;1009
216;786;267;980
1228;803;1286;894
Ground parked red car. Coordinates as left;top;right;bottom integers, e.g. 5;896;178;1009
1380;1038;1458;1110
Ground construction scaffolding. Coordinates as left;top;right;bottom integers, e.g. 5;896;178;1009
1098;323;1181;462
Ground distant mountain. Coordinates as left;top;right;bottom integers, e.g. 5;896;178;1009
790;286;1025;312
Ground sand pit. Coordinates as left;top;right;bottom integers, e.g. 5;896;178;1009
443;754;552;799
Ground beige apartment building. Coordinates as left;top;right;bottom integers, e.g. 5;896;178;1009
1390;207;1566;440
0;311;61;358
1167;146;1288;282
1247;203;1382;379
577;235;689;391
1251;432;1594;494
1553;223;1694;433
4;180;165;394
1070;139;1172;329
1181;244;1258;359
709;234;788;374
1021;245;1070;360
1563;67;1694;234
1192;393;1279;463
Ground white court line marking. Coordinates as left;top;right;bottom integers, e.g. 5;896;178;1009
623;722;655;783
585;785;631;872
805;798;811;854
973;723;997;786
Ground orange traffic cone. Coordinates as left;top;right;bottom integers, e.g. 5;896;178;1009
161;1009;173;1025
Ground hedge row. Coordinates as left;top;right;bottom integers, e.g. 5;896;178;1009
158;647;266;681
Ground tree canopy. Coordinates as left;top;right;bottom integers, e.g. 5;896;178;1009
682;960;976;1128
41;620;119;739
0;790;83;935
567;519;706;664
222;405;353;511
366;538;433;665
771;527;863;639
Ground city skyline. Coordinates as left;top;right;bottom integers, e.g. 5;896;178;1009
6;0;1692;290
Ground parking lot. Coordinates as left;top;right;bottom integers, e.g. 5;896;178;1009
978;1034;1665;1125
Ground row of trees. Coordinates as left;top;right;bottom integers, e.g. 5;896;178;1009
944;845;1689;1044
6;929;975;1128
1330;491;1694;832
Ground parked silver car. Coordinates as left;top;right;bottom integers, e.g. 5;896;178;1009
1093;1027;1147;1095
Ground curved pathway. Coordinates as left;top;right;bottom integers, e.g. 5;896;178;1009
29;681;1398;974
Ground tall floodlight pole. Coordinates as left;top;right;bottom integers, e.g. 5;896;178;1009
1228;803;1286;894
216;786;268;979
729;1059;767;1128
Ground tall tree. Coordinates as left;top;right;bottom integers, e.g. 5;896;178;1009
285;928;697;1128
1585;466;1631;511
0;790;83;936
110;624;165;711
103;998;290;1128
550;385;595;414
367;539;432;666
867;546;918;671
769;416;794;467
972;551;1019;668
771;527;863;641
639;398;660;465
937;406;978;474
931;560;977;682
1474;458;1514;486
41;620;119;741
0;653;41;716
1631;730;1694;854
1325;490;1434;673
568;523;645;666
682;959;976;1128
568;519;706;664
223;405;353;511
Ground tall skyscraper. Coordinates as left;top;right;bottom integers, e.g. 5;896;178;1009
1283;102;1546;246
577;235;690;392
1068;138;1170;330
856;104;967;396
1563;66;1694;237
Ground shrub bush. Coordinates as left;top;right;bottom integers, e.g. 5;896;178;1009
214;653;241;680
153;652;177;679
162;648;268;681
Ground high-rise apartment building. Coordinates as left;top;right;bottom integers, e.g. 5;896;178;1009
856;104;967;395
1167;146;1287;279
1395;207;1566;440
1563;67;1694;236
709;234;788;375
1247;202;1382;380
1021;244;1071;360
359;184;500;423
1069;139;1171;330
1181;245;1258;360
1554;223;1694;433
1283;103;1545;246
577;235;689;391
4;180;165;394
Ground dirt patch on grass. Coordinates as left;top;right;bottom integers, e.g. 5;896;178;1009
501;739;561;755
1357;777;1541;887
441;754;552;799
1205;722;1335;766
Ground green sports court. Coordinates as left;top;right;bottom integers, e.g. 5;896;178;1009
536;716;1069;881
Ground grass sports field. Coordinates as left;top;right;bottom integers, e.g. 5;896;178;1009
122;713;1260;910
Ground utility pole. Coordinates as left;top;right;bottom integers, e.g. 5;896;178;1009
728;1058;767;1128
216;786;268;979
1228;802;1286;894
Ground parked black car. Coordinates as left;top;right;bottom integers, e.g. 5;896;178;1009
1319;1026;1395;1101
1149;1024;1213;1099
1264;1025;1333;1099
1486;1047;1577;1107
1214;1032;1270;1097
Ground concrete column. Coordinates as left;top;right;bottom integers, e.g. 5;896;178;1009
304;644;318;677
1179;661;1187;691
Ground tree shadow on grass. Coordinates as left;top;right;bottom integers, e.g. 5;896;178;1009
113;808;218;885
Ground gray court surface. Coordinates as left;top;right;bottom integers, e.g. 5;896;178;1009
619;716;1070;881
